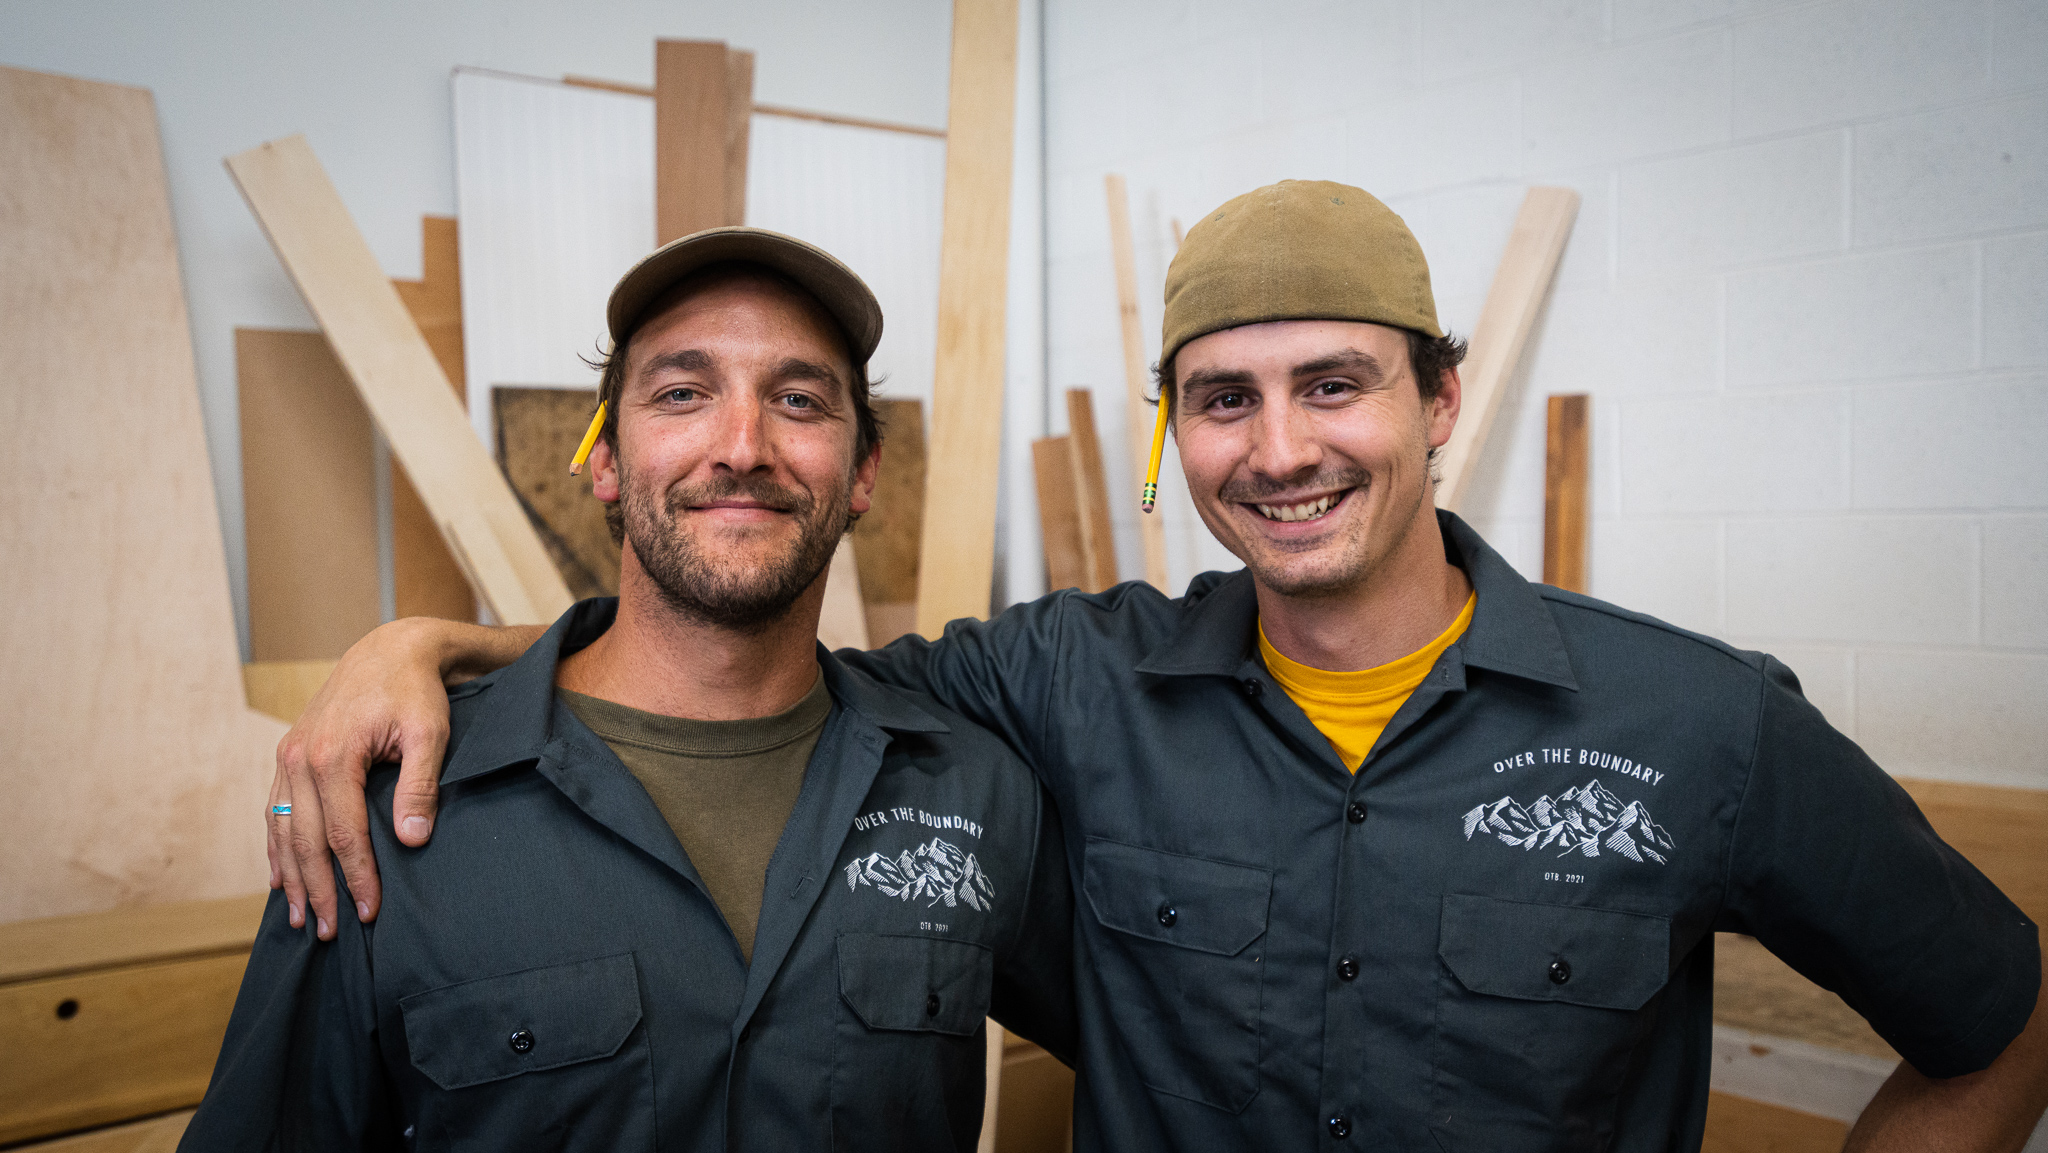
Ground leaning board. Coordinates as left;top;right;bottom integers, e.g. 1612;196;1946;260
0;65;287;924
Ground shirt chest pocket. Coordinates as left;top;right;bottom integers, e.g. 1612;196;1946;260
1431;895;1670;1153
831;934;994;1151
1082;838;1271;1114
399;953;654;1151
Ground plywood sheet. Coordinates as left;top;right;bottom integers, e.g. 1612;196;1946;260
0;893;265;986
0;65;287;924
1105;174;1167;590
16;1109;192;1153
242;660;340;726
1436;187;1579;513
392;215;478;623
492;387;619;600
852;398;928;606
237;328;379;660
225;135;572;626
656;39;736;243
915;0;1021;637
1032;437;1086;593
1543;393;1589;593
1065;390;1119;594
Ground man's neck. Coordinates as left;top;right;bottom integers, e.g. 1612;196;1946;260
1254;504;1472;674
555;552;825;721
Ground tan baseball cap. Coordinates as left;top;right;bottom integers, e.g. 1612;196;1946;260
1161;180;1442;366
606;226;885;360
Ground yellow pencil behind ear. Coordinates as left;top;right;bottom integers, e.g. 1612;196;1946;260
1140;395;1169;513
568;402;607;476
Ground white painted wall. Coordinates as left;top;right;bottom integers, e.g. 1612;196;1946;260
1043;0;2048;789
0;0;954;656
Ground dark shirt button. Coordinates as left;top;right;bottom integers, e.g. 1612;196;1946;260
926;993;941;1017
508;1029;535;1054
1346;802;1367;824
1549;959;1571;985
1157;904;1177;928
1328;1114;1351;1139
1337;956;1360;981
1242;678;1263;698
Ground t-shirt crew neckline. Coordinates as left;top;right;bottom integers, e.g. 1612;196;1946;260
557;671;832;758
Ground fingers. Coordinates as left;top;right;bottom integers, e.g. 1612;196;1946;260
286;755;340;941
271;741;307;929
318;755;378;928
391;718;449;848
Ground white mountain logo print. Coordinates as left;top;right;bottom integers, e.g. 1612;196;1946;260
1461;778;1676;864
844;837;996;910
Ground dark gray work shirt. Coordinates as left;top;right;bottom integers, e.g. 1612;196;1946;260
846;511;2040;1153
181;600;1076;1153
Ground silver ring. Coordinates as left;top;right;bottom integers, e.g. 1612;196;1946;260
271;803;292;816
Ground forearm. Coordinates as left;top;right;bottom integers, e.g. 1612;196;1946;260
404;617;545;684
1846;981;2048;1153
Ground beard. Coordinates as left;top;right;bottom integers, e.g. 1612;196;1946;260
618;461;852;632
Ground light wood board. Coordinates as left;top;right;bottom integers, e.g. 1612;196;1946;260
1104;174;1167;590
1065;389;1119;594
14;1109;193;1153
1;65;288;924
1701;1091;1849;1153
915;0;1021;638
819;538;872;652
0;893;266;986
724;50;755;228
225;135;571;626
1032;436;1087;593
242;659;340;725
1542;393;1589;593
1435;187;1579;513
390;215;477;623
852;397;928;610
491;387;619;600
994;1036;1075;1153
656;39;739;243
237;328;380;660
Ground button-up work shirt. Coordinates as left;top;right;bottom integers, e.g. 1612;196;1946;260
846;511;2039;1152
182;601;1076;1153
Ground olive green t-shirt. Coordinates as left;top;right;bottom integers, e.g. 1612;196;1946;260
557;674;831;963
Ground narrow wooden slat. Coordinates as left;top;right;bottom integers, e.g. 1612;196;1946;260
224;135;571;625
391;215;477;624
1032;437;1086;593
725;50;755;227
1065;389;1119;594
1105;174;1167;590
242;659;341;725
818;539;872;651
442;509;542;626
0;894;266;986
0;953;249;1144
1435;187;1579;513
913;0;1020;638
1542;393;1589;593
237;328;379;660
655;40;733;243
565;74;949;138
14;1109;193;1153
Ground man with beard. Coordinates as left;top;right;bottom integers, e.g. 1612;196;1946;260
181;229;1075;1153
270;183;2046;1151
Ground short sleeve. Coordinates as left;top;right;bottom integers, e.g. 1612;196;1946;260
1718;656;2040;1077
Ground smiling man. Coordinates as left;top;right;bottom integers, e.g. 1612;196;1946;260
183;230;1074;1152
271;183;2045;1152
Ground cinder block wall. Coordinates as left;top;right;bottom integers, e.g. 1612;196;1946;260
1042;0;2046;789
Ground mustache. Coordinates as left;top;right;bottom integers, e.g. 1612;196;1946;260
1217;467;1368;505
666;474;812;515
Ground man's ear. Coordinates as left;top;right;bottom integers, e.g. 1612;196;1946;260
849;441;882;517
589;436;621;503
1427;366;1463;450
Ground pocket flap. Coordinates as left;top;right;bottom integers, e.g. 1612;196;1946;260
1438;895;1670;1011
1083;838;1272;957
838;934;994;1036
400;953;643;1090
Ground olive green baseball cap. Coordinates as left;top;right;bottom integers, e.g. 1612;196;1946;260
1161;180;1442;367
606;226;884;361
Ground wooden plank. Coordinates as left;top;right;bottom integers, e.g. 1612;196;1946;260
237;328;380;660
14;1109;193;1153
915;0;1020;638
1435;187;1579;513
1713;932;1897;1061
1701;1091;1849;1153
819;538;872;651
1065;390;1119;594
0;894;266;986
655;39;735;243
0;953;248;1144
391;215;477;623
725;50;755;227
492;387;619;600
994;1038;1075;1153
2;65;288;924
224;135;571;626
852;398;928;602
1032;437;1087;593
1542;393;1589;593
1104;174;1167;590
242;659;340;725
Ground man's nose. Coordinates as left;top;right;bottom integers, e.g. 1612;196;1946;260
1246;400;1321;482
709;395;772;474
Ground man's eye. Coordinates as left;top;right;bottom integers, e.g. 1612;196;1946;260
1214;391;1248;410
661;387;697;403
782;393;814;410
1313;379;1350;396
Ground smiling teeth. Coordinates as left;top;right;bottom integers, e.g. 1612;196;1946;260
1256;494;1339;523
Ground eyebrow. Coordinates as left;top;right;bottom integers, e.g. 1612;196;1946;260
772;357;846;390
638;348;714;376
1292;349;1387;384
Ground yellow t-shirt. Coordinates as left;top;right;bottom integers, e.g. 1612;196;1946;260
1257;592;1476;773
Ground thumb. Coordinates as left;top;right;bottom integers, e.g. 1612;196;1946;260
392;715;449;847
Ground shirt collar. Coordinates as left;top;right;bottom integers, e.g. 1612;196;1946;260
440;599;948;787
1135;510;1578;691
